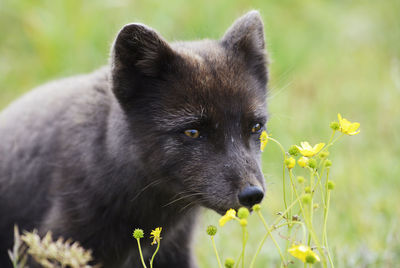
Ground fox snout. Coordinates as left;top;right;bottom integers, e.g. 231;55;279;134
238;185;264;207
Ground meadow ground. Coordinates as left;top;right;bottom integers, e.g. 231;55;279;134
1;0;399;267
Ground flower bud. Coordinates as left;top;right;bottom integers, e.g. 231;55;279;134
313;203;319;210
324;159;332;167
252;204;261;212
133;229;144;239
306;253;319;264
305;186;311;193
224;258;235;268
288;145;300;156
301;194;312;204
307;158;317;169
285;157;296;169
330;121;340;131
297;157;309;168
327;180;335;190
319;151;329;159
206;225;217;236
297;176;305;184
239;219;248;227
237;207;250;219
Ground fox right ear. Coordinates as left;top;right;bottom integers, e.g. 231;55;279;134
110;23;176;104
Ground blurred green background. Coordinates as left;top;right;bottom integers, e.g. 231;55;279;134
1;0;399;267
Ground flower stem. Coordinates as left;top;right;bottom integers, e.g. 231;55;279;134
323;168;335;268
269;137;289;211
241;226;247;268
289;170;327;267
211;236;223;268
249;232;270;268
136;238;147;268
150;242;160;268
256;210;287;266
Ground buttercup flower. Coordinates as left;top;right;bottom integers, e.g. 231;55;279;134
338;113;360;135
284;157;296;169
260;130;269;152
297;157;309;168
295;142;325;157
288;244;320;263
150;227;162;245
219;209;236;227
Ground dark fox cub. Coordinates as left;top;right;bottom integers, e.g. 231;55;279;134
0;10;268;268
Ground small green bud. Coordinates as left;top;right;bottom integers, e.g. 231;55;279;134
297;176;305;184
313;203;319;210
308;158;317;169
239;219;248;227
224;258;235;268
330;121;340;131
305;253;318;264
133;229;144;239
305;186;311;193
327;180;335;190
206;225;217;236
252;204;261;211
288;145;300;156
324;159;332;167
284;157;296;169
319;151;330;159
301;194;312;204
237;207;250;219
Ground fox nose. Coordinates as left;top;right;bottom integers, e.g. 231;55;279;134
238;186;264;207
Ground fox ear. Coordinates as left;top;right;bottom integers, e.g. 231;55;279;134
221;11;267;85
110;23;176;103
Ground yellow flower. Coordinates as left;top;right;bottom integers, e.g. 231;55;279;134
295;142;325;157
219;209;236;227
297;156;309;168
288;244;320;263
150;227;162;245
260;131;269;152
284;157;296;169
337;113;360;135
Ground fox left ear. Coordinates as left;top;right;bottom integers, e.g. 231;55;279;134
221;10;268;85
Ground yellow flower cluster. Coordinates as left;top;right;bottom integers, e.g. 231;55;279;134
219;209;236;227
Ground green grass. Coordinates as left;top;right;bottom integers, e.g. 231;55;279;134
1;0;399;267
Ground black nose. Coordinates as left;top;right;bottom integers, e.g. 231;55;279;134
238;186;264;207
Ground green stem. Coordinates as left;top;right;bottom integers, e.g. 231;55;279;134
211;236;223;268
249;232;270;268
269;137;288;211
136;238;147;268
289;170;327;267
241;226;247;268
256;210;287;266
322;168;335;268
150;242;160;268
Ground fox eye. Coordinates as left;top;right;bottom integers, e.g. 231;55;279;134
184;129;200;139
251;123;262;133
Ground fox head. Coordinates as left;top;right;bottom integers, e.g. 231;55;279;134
110;11;268;214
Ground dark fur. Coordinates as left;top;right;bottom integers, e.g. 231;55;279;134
0;11;268;267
